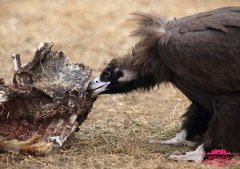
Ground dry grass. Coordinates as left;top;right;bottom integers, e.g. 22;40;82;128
0;0;240;168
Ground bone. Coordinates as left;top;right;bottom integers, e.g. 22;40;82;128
0;91;8;103
49;136;62;146
12;53;21;72
38;42;45;50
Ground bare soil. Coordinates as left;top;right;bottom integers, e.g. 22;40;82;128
0;0;240;168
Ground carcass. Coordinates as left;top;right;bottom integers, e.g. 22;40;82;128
0;42;94;156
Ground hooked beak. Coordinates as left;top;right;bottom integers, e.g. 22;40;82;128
87;76;110;97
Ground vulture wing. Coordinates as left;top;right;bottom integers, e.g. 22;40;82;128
161;7;240;94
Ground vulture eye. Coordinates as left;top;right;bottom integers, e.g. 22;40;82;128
104;71;111;78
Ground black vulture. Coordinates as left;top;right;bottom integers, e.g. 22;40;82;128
87;6;240;162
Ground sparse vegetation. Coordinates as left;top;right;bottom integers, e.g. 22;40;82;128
0;0;240;168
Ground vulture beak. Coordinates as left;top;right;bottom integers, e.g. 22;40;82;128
87;76;110;97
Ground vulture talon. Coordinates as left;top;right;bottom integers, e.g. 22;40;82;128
160;130;197;147
168;144;205;163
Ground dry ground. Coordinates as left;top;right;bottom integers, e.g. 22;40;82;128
0;0;240;169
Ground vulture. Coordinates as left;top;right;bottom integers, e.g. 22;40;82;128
87;6;240;162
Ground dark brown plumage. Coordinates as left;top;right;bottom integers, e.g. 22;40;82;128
88;6;240;161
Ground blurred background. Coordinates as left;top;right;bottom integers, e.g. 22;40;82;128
0;0;240;169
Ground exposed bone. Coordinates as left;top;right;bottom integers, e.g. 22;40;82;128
21;62;30;67
69;114;78;124
12;53;21;72
0;91;7;102
49;136;62;146
38;41;45;50
168;144;205;163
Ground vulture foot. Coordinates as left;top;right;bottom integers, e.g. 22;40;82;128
160;130;196;147
168;144;205;163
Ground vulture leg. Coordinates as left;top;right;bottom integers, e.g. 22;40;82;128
168;96;240;162
181;103;212;139
159;103;211;147
204;96;240;153
168;144;205;163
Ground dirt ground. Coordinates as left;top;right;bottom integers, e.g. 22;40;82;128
0;0;240;169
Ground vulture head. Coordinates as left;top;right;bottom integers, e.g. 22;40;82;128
87;51;157;98
87;57;141;97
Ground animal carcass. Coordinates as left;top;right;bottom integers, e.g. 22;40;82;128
0;42;94;156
